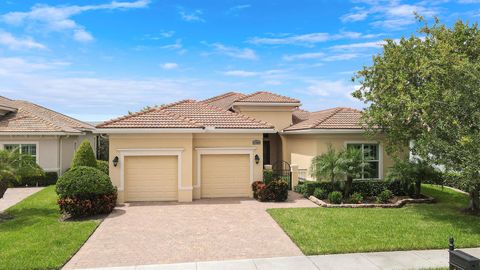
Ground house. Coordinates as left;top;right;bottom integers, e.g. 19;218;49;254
96;91;395;203
0;96;96;176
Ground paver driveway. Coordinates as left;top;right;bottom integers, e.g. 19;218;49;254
63;192;317;269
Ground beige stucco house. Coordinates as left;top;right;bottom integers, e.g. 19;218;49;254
0;96;96;176
96;91;395;203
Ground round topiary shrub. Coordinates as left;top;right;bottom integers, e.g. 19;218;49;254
328;191;343;204
56;166;116;217
96;160;109;175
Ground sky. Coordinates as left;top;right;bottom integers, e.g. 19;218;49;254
0;0;479;121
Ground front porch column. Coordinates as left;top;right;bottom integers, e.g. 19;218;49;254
291;164;299;189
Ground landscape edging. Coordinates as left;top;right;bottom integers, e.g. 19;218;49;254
308;195;436;208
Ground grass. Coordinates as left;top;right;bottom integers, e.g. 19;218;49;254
268;184;480;255
0;186;101;270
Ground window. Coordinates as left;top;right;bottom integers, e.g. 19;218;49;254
3;143;37;159
347;143;380;179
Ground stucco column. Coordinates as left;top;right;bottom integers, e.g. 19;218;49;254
291;164;299;189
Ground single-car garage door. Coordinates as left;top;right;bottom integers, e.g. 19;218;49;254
125;156;178;202
201;154;250;198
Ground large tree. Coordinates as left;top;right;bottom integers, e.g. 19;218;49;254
353;16;480;212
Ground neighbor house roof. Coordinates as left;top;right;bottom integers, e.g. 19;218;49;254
200;92;246;110
235;91;301;104
284;107;363;131
0;96;94;134
97;99;274;130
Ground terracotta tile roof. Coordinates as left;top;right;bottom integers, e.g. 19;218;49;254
97;100;274;130
285;107;363;131
0;96;17;110
200;92;246;109
292;109;310;124
0;96;94;134
235;91;300;104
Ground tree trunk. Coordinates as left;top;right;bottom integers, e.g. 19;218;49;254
344;176;353;198
0;179;7;200
415;180;422;198
469;189;480;212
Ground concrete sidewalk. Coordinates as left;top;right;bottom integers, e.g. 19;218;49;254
76;247;480;270
0;187;44;212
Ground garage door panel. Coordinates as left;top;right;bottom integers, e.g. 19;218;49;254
201;154;250;198
125;156;178;202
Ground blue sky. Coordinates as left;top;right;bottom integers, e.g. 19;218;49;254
0;0;479;121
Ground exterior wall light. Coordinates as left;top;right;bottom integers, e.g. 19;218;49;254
255;154;260;164
112;156;119;167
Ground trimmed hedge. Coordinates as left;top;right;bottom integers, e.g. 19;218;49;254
263;170;274;184
295;179;413;198
15;172;58;187
96;160;109;175
71;140;97;168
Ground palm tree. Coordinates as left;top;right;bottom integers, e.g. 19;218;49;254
310;145;343;183
0;149;44;199
340;147;369;198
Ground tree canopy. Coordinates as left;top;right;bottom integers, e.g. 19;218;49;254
353;16;480;211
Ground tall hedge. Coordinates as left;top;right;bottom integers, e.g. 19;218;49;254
71;140;97;168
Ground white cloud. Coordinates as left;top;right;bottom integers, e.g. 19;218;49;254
210;43;258;60
324;53;359;61
0;57;69;75
330;40;386;50
1;0;150;42
161;62;179;70
228;4;251;13
0;30;46;50
283;52;325;61
222;70;259;77
305;79;356;97
160;39;183;50
179;9;205;22
248;31;380;46
341;1;438;29
341;7;369;22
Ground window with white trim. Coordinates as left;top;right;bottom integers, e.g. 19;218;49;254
3;144;37;159
346;143;380;179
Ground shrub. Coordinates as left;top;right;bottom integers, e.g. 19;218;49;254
376;189;393;203
349;192;363;204
328;191;343;204
263;169;274;184
252;181;265;199
313;188;328;200
17;172;58;187
56;166;116;217
252;180;289;202
294;182;305;194
268;180;289;202
71;140;97;168
56;166;115;198
96;160;109;175
57;193;117;217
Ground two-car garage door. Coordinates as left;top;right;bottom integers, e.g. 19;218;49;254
123;153;251;202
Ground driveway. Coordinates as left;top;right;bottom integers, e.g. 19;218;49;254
63;192;317;269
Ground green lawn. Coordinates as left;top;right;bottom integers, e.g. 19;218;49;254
269;185;480;255
0;186;100;270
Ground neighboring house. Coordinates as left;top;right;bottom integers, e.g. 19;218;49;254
0;96;96;176
96;91;395;203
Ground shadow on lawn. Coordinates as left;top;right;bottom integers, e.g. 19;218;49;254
407;185;480;236
0;207;58;231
